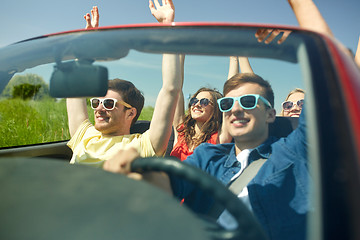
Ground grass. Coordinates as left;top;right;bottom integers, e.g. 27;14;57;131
138;106;154;121
0;98;153;148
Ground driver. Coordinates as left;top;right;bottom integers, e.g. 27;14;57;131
103;73;310;240
66;6;182;167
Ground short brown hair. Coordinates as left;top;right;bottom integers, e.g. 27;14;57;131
108;78;144;125
223;73;274;108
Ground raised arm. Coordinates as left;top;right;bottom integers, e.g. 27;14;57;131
228;56;253;79
149;0;184;145
172;54;185;143
66;6;100;137
355;36;360;68
148;1;181;155
287;0;350;55
148;53;182;156
287;0;333;37
66;98;88;137
227;56;240;80
239;57;253;74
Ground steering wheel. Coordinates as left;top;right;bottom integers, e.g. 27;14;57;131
131;157;268;240
0;157;223;240
0;157;267;240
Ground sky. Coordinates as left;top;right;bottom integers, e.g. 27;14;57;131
1;0;359;51
1;0;360;110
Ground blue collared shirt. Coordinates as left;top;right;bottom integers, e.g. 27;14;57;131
170;109;310;240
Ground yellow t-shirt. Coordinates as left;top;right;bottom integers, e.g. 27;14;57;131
67;120;155;168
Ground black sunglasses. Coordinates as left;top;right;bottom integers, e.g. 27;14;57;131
189;97;213;107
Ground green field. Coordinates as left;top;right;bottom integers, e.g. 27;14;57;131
0;98;153;148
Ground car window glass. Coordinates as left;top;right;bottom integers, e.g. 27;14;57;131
0;49;303;148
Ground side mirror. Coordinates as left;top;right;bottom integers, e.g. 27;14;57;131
50;60;108;98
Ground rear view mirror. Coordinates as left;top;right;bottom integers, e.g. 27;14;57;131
50;60;108;98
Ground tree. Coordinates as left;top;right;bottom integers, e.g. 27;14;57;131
1;73;50;99
12;83;42;100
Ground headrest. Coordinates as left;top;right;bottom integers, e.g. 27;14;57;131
269;117;299;138
130;120;151;134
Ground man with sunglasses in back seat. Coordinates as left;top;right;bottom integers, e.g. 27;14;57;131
66;60;181;166
104;72;310;240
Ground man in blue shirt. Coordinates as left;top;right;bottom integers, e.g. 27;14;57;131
146;3;309;238
169;73;309;240
104;73;310;240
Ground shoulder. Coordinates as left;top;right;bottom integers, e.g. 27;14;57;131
183;143;235;174
78;119;95;134
186;143;234;163
67;119;96;149
196;142;233;153
124;131;149;144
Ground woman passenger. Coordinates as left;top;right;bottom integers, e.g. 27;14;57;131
170;87;223;161
280;88;305;117
149;0;233;161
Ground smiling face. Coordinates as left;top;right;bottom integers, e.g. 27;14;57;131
282;91;305;117
93;90;133;136
190;91;214;123
223;83;276;152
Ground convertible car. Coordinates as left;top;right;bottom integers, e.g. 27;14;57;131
0;23;359;240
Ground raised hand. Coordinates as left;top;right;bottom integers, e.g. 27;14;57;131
255;28;292;44
84;6;99;29
149;0;175;23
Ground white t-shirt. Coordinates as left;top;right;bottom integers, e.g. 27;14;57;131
217;149;253;230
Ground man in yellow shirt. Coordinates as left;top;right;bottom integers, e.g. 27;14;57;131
67;6;181;167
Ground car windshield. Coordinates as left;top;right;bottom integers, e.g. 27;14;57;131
0;26;309;148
